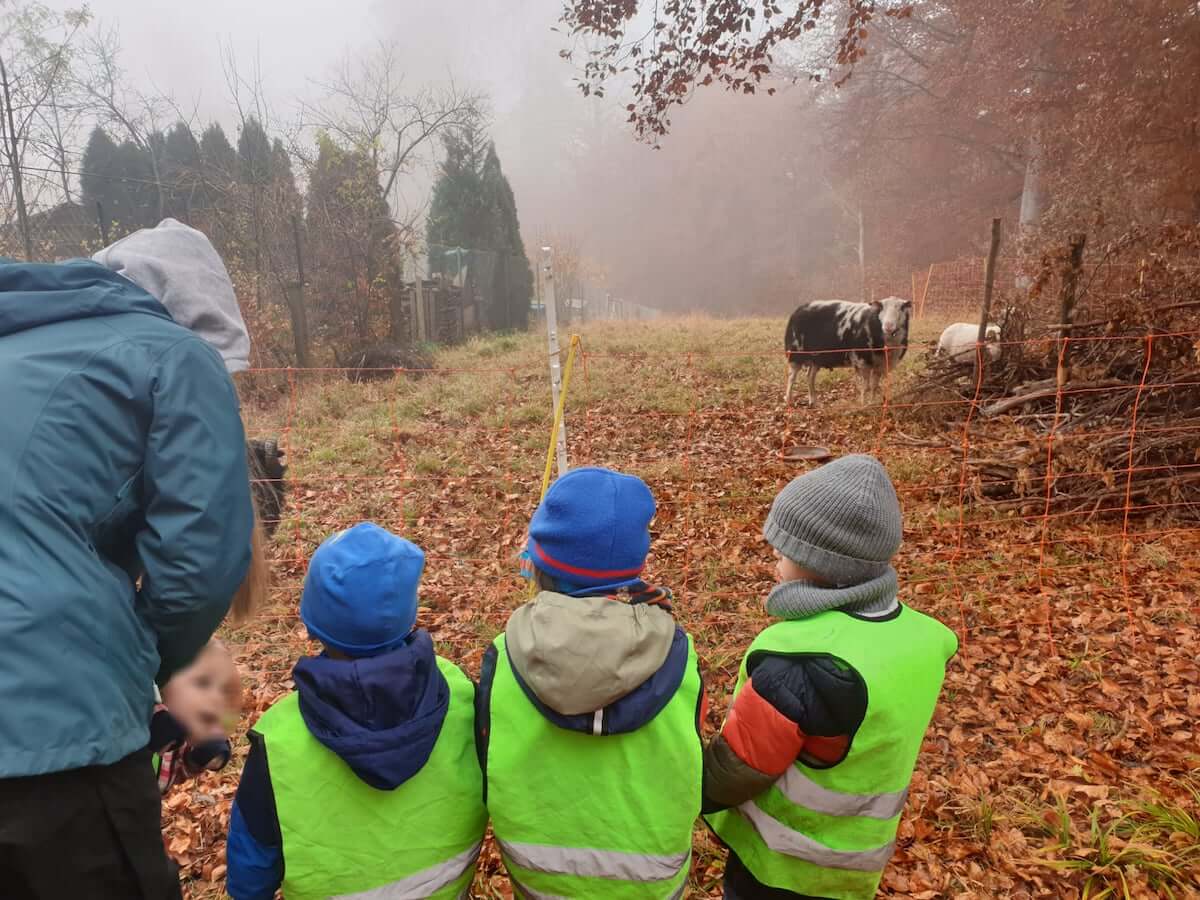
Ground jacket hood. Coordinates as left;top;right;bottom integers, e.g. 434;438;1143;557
506;592;688;734
0;257;171;338
293;628;449;790
92;218;250;373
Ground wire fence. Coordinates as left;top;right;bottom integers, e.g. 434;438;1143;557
909;256;1156;322
236;323;1198;663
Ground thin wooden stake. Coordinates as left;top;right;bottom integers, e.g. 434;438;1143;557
919;263;934;317
977;218;1003;381
1056;233;1087;389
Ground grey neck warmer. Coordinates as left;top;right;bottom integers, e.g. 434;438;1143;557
766;567;899;620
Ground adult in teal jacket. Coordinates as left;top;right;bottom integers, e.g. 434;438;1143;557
0;219;255;900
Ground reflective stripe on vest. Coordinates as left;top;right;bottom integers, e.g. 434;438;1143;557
498;840;689;882
778;765;908;820
509;875;688;900
255;655;488;900
486;630;703;899
736;801;896;872
705;606;957;900
330;842;482;899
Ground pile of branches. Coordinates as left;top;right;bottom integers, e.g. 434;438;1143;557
967;370;1200;518
904;225;1200;520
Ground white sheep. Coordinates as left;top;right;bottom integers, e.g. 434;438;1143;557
937;322;1002;365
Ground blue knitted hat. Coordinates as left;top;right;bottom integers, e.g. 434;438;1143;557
526;466;655;593
300;523;424;657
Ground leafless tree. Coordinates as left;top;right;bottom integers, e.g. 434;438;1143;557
0;2;91;257
301;40;483;238
75;22;173;220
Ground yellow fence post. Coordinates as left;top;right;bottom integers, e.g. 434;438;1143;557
539;334;581;503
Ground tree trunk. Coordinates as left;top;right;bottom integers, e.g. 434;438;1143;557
856;205;867;302
977;218;1002;381
387;285;406;342
148;144;165;224
362;222;377;338
1018;36;1056;290
288;214;312;367
96;201;109;245
387;251;406;344
252;185;263;307
1019;129;1043;235
50;99;71;203
1014;128;1043;294
413;253;428;344
1055;234;1087;388
0;55;33;261
496;251;508;330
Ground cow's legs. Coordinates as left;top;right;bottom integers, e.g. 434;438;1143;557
784;361;798;405
806;364;818;407
869;367;882;404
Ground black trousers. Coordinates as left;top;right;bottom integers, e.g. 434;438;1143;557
0;749;181;900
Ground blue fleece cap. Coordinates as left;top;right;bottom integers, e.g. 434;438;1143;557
526;466;655;593
300;523;424;657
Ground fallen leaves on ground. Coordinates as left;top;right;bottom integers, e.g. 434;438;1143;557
174;319;1200;899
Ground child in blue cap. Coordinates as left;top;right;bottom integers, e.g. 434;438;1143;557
225;523;487;900
477;467;707;899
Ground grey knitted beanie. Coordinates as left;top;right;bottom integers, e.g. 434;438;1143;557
764;454;902;587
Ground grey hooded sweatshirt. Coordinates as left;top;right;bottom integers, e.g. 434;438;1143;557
92;218;251;373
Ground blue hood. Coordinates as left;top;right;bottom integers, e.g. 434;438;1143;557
0;258;170;337
293;629;449;790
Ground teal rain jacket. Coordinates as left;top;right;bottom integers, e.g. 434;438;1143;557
0;257;252;777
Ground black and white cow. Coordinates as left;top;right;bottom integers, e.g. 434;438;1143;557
247;438;287;536
783;297;912;406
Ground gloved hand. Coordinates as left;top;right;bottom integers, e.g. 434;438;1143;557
149;703;188;754
182;735;232;775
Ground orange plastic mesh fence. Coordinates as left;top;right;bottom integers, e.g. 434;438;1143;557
239;324;1199;666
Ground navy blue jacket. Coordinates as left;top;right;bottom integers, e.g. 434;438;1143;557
226;630;452;900
0;259;252;777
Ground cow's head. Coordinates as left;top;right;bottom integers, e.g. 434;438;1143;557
985;323;1003;361
875;297;913;347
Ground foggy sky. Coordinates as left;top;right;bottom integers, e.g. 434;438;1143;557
59;0;829;313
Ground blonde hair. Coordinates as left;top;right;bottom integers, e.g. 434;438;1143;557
228;514;270;625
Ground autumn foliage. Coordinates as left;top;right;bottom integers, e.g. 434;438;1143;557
561;0;1200;302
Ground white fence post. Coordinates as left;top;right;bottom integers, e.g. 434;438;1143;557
540;247;569;478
